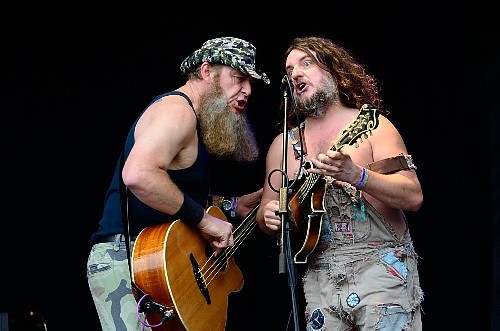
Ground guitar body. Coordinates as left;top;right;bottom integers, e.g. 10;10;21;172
132;206;244;331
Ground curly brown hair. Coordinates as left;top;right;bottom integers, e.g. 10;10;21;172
282;36;388;128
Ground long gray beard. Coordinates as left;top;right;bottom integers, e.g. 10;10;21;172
197;85;259;162
296;76;338;118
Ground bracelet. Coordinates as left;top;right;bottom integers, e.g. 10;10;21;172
173;193;205;225
230;197;238;218
354;167;369;190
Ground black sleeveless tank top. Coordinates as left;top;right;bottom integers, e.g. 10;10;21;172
91;91;209;240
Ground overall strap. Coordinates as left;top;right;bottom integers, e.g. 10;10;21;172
288;121;307;160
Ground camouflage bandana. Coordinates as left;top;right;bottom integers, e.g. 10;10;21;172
180;37;270;84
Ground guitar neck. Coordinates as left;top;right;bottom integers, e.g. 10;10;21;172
233;204;259;242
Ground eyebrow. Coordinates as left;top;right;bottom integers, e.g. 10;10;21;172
285;54;311;72
233;68;247;76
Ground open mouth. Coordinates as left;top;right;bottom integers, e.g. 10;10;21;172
297;82;306;93
235;100;246;112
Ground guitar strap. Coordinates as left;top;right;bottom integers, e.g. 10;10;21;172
117;150;136;292
366;153;417;174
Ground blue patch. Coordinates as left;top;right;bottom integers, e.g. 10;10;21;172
308;308;325;330
382;251;408;280
377;305;409;330
320;218;333;241
346;292;361;308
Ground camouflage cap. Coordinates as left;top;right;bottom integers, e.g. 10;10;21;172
180;37;270;85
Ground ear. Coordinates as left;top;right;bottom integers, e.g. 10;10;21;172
199;62;213;82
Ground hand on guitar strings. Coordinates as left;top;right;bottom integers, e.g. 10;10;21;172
198;213;235;256
308;150;361;184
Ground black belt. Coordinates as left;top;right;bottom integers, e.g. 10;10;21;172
93;234;138;244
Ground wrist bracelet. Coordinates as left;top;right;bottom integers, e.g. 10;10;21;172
230;197;238;218
354;167;369;190
173;193;205;225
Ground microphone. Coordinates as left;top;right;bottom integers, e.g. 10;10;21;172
280;75;292;94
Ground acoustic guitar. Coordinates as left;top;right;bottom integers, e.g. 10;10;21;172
288;104;379;264
132;204;259;330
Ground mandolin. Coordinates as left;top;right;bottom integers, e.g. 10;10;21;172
288;104;379;264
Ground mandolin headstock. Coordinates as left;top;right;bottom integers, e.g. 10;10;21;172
333;104;380;151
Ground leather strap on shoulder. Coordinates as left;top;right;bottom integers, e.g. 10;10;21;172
366;154;417;174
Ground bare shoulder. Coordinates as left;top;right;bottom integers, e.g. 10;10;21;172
268;132;289;154
266;132;286;161
374;114;402;138
146;93;196;122
370;114;409;160
137;94;196;132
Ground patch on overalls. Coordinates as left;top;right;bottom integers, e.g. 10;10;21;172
346;292;361;308
308;308;325;330
381;251;408;281
334;221;350;232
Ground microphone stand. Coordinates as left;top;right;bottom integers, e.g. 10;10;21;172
277;77;300;331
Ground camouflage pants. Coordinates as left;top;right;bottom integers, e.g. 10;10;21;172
87;235;151;331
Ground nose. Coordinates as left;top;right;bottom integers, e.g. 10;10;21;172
290;66;302;81
241;81;251;97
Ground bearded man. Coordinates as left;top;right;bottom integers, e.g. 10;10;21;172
87;37;269;331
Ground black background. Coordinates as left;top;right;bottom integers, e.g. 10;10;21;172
1;5;497;331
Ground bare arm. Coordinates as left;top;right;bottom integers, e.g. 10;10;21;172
122;95;234;253
236;188;263;219
256;133;289;236
122;96;196;215
308;115;423;211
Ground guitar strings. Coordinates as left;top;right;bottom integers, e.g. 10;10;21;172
204;220;257;286
203;213;257;285
200;207;259;286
